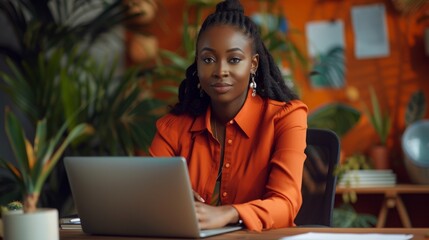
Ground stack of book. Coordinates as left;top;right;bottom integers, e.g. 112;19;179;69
338;169;396;187
59;216;81;230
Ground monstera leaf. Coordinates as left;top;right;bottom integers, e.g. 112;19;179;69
308;103;361;138
310;46;345;89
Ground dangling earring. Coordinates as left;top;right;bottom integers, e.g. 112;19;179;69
250;73;257;97
197;83;204;97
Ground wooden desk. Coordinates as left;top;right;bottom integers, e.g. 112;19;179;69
59;228;429;240
336;184;429;228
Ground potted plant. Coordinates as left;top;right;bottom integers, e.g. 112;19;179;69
364;86;392;169
332;154;377;228
0;108;93;240
0;0;165;214
334;154;373;202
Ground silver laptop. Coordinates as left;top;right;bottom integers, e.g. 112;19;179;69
64;156;243;238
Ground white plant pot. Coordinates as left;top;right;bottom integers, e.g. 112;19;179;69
2;208;59;240
0;218;3;238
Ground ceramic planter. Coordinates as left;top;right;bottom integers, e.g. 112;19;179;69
369;145;390;169
2;208;59;240
0;219;3;238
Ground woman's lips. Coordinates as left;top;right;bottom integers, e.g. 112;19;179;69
211;83;232;94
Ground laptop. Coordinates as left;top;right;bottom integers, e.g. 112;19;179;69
64;156;243;238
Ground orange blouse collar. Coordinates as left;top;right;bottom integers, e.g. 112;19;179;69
190;89;263;139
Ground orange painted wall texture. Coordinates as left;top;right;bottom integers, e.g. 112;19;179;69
143;0;429;181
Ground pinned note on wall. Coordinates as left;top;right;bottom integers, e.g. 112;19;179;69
305;20;346;89
351;3;390;59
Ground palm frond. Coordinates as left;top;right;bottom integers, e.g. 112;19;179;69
35;123;94;193
4;108;34;193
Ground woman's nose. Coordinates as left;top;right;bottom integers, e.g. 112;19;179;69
214;61;229;78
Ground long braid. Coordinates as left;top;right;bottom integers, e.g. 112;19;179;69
170;0;298;116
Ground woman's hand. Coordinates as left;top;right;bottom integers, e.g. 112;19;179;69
194;202;239;229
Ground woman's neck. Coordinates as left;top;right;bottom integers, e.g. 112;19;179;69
211;102;240;124
210;91;249;123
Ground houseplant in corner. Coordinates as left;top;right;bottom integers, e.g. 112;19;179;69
0;108;93;240
0;0;158;214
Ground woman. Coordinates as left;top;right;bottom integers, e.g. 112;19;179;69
149;0;307;232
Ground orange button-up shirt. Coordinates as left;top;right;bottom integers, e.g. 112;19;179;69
149;92;308;231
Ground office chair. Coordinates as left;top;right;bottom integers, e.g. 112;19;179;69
294;128;340;227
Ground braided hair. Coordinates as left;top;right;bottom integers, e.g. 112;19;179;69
170;0;299;116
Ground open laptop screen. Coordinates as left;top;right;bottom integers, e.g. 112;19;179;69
64;156;242;238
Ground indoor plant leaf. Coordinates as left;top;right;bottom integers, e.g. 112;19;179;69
310;46;345;89
34;123;94;194
308;103;361;138
405;90;426;126
4;108;33;192
364;86;391;145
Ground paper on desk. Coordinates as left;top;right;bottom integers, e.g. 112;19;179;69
281;232;413;240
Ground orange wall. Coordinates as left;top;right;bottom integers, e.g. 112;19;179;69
275;0;429;176
140;0;429;179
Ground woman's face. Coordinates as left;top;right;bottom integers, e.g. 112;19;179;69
196;25;259;107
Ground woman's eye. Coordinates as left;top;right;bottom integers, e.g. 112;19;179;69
229;58;241;64
203;57;215;64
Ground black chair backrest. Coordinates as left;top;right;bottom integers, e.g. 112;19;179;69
294;128;340;227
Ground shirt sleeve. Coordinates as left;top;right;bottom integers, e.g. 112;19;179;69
232;103;307;231
149;114;180;157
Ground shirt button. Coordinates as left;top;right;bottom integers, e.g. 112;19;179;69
227;139;232;144
222;192;228;197
225;163;230;168
229;120;234;124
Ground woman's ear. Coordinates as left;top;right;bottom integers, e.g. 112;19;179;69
251;54;259;74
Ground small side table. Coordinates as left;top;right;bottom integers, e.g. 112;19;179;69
336;184;429;228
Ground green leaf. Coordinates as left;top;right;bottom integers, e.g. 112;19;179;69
0;59;38;119
310;46;345;88
60;67;80;129
308;103;361;138
33;118;47;160
31;119;49;189
333;203;377;228
117;124;135;156
369;87;382;132
405;90;426;126
109;69;139;110
0;157;23;186
115;88;140;117
34;123;94;193
4;108;33;192
364;86;391;145
159;50;191;70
